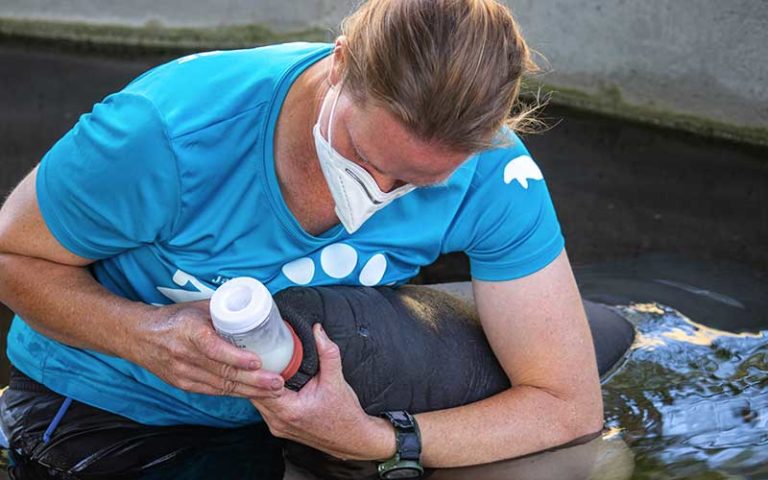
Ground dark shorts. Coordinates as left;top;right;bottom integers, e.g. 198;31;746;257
0;366;285;479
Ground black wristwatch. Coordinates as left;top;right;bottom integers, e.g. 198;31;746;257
377;410;424;479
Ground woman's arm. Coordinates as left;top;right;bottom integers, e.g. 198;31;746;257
412;249;604;466
251;250;604;467
0;167;284;398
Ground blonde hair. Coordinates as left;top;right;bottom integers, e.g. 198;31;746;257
340;0;540;152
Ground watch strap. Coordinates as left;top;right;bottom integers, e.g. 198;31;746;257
381;411;422;461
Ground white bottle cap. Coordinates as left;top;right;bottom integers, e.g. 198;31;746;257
210;277;273;334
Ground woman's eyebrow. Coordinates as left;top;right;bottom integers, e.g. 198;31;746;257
349;130;440;186
352;141;446;187
350;136;385;174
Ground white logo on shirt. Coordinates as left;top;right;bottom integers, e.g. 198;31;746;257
503;155;543;189
210;275;231;286
177;50;223;64
156;269;216;303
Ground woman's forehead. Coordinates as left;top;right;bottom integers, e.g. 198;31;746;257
346;98;468;178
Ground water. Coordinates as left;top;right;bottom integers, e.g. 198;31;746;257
603;303;768;479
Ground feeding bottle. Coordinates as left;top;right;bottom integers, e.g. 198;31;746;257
210;277;302;379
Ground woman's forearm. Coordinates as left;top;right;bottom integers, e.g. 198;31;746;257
0;252;285;398
368;384;603;468
0;252;155;362
419;385;601;467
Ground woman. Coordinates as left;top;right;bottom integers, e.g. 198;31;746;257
0;0;603;475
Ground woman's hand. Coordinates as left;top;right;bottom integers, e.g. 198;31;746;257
251;323;396;461
130;300;286;399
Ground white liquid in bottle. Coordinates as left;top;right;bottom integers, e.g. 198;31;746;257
210;277;296;374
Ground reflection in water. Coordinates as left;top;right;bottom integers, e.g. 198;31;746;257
603;303;768;479
427;431;634;480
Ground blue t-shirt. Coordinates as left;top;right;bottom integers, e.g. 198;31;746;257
7;42;564;427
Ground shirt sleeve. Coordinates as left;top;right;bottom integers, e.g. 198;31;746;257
442;134;565;281
35;92;180;260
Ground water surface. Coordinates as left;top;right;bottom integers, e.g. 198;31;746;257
603;302;767;479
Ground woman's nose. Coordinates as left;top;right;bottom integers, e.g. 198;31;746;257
370;171;406;193
374;175;399;193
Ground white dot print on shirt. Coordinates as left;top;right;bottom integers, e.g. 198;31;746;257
280;244;389;287
281;257;315;285
359;253;387;286
320;243;358;279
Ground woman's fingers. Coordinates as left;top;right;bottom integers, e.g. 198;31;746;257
187;319;262;370
313;324;344;385
174;378;281;399
191;354;285;391
180;370;282;399
149;302;286;398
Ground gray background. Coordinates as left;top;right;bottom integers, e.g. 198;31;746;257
2;0;767;132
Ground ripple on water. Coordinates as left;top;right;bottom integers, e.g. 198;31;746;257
603;303;768;478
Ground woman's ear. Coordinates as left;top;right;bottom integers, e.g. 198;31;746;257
328;36;348;86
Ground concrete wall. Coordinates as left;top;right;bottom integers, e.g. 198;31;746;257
0;0;355;31
2;0;766;137
510;0;768;131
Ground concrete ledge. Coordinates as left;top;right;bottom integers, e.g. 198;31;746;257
0;17;329;54
526;82;768;149
2;16;766;148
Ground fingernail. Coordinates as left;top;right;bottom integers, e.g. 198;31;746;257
271;378;283;390
249;360;261;370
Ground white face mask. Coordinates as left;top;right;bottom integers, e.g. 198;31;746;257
312;83;416;234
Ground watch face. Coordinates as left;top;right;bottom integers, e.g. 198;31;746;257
383;467;422;479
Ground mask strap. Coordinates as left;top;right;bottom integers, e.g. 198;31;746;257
326;82;344;150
